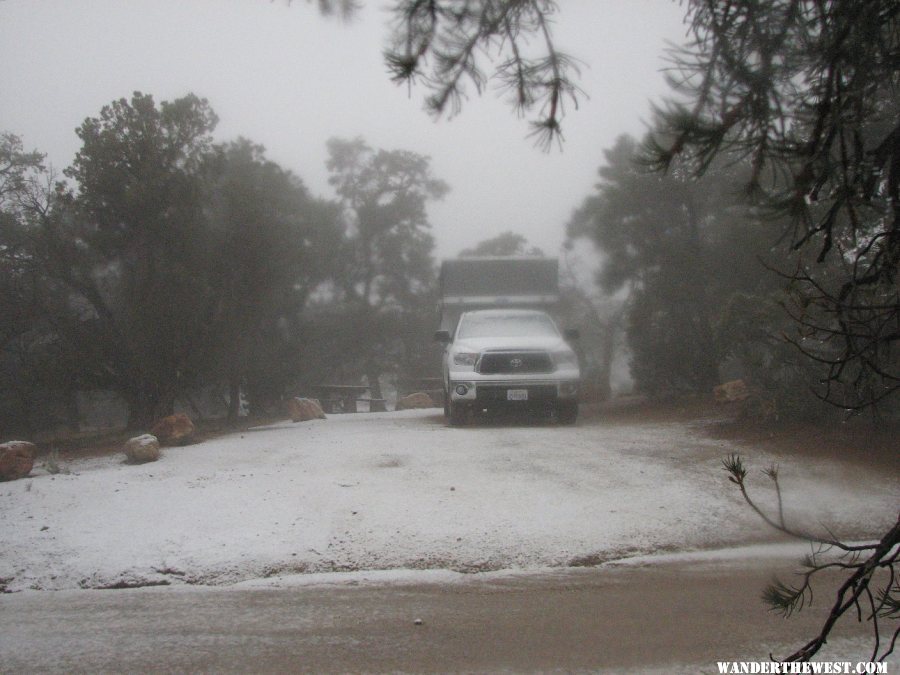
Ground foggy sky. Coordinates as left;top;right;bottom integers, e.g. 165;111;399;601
0;0;687;259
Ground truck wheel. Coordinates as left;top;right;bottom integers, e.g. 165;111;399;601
557;400;578;425
448;400;466;426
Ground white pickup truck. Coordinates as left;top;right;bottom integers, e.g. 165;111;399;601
434;258;580;424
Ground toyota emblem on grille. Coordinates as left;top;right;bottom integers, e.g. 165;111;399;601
510;358;524;368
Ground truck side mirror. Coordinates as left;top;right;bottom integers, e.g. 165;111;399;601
434;330;452;344
564;328;580;341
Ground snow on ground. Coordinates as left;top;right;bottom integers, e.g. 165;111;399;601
1;409;896;592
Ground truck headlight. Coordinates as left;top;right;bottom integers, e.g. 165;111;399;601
453;352;479;367
560;382;579;396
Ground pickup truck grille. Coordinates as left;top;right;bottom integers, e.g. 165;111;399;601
478;351;554;374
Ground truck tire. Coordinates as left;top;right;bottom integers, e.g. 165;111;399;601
448;400;467;426
557;400;578;425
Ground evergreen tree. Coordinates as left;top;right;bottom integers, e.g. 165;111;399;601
323;137;447;396
568;134;784;397
647;0;900;410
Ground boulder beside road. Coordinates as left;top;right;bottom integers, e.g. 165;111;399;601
123;435;161;464
150;413;195;445
713;379;749;403
396;392;436;410
0;441;37;481
287;397;326;422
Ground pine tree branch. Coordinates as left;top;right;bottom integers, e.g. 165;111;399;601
724;455;900;662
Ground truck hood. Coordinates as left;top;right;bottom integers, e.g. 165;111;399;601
452;336;571;353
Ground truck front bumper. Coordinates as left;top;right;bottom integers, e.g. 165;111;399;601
447;376;579;405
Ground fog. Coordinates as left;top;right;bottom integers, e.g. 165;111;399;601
2;6;897;669
0;0;687;258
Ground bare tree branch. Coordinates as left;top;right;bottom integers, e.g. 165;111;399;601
723;455;900;662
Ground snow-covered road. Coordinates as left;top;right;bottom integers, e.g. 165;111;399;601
1;409;896;592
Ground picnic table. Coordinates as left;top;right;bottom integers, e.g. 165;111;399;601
312;385;386;414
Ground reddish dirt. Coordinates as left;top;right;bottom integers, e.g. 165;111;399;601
593;396;899;471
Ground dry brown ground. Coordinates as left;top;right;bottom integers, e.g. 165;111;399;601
592;395;899;472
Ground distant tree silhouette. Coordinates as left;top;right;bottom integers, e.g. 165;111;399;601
459;232;543;257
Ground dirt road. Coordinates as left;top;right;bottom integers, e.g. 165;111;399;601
1;552;888;673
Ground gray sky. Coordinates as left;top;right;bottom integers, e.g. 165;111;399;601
0;0;687;258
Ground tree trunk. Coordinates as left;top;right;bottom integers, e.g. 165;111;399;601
64;386;81;432
366;365;383;399
226;374;242;426
597;318;617;402
125;386;175;431
9;386;36;438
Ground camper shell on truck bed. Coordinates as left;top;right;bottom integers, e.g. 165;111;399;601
438;257;560;332
435;257;580;425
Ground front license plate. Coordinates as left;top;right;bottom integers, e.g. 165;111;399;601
507;389;528;401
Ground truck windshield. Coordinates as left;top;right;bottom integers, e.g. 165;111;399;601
457;313;559;339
